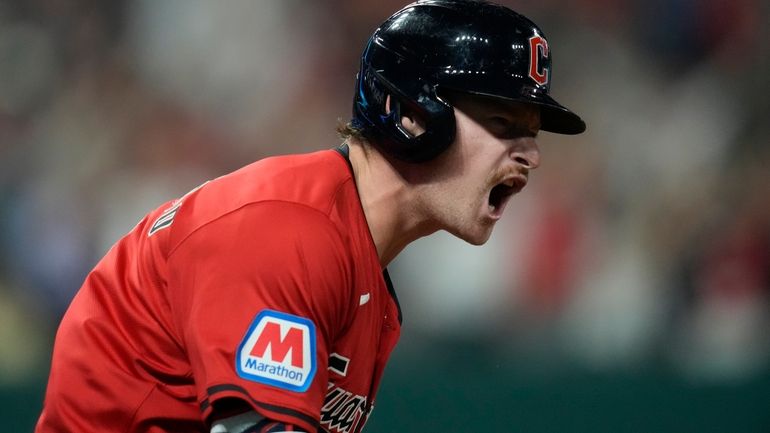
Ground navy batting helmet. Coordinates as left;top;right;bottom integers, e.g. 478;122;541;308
352;0;586;163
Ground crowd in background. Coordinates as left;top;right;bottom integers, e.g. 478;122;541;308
0;0;768;391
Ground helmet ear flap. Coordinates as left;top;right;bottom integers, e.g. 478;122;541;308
392;97;428;140
383;96;404;136
354;62;456;163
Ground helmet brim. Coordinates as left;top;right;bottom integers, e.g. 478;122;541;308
437;73;586;135
455;88;586;135
536;93;586;135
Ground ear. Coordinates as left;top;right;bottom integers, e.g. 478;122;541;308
385;94;427;137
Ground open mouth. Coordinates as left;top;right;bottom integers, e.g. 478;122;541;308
487;176;526;216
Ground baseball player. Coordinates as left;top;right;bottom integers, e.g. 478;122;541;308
36;1;585;432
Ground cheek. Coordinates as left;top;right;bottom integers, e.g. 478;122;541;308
453;110;491;145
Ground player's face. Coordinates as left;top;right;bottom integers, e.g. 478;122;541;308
420;93;541;245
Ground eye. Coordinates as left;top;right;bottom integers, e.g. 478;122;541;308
486;115;511;131
485;115;537;138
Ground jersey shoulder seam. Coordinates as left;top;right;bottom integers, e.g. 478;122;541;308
166;199;345;260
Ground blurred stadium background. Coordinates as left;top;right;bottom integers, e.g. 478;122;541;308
1;0;769;431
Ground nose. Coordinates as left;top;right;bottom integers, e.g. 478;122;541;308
510;137;540;170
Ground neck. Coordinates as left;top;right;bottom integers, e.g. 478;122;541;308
346;139;437;267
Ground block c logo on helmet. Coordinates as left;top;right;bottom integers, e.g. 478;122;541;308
528;35;550;86
236;309;317;392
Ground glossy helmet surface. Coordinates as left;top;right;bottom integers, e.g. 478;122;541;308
352;0;586;162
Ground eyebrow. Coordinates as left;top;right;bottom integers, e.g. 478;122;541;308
487;100;539;119
492;106;541;133
453;94;541;132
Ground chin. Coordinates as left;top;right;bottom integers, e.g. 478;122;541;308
448;224;494;246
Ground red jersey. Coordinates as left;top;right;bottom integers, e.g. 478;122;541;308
36;149;402;433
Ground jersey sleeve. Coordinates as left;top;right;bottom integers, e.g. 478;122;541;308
165;201;355;432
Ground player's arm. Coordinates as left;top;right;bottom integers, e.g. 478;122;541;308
173;203;353;432
211;410;308;433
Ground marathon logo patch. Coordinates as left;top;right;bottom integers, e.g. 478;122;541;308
236;310;316;392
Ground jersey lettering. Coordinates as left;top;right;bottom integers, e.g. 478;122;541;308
148;201;181;236
328;353;350;377
320;384;371;433
147;181;209;236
